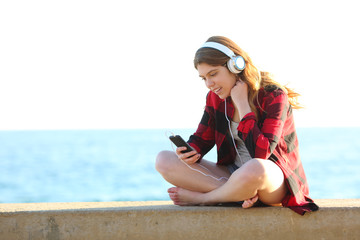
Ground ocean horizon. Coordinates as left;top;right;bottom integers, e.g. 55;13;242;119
0;127;359;203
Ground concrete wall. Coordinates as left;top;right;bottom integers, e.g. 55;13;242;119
0;199;359;240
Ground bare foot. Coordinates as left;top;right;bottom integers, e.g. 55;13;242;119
168;187;208;206
242;195;259;208
168;187;259;208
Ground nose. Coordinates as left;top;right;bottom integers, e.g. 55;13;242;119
205;78;214;89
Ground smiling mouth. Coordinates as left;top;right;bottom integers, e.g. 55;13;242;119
213;88;222;94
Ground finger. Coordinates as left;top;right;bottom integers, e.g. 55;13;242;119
176;147;187;155
182;150;198;158
183;153;201;164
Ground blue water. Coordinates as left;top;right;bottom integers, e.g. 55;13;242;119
0;128;359;203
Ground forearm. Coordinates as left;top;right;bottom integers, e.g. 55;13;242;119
236;102;252;121
230;80;252;120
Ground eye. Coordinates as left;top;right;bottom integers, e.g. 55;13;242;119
210;72;217;77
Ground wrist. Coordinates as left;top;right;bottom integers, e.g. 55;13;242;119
237;104;252;120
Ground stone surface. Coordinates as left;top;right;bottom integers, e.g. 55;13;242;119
0;200;359;240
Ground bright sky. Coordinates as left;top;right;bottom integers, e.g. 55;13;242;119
1;0;359;130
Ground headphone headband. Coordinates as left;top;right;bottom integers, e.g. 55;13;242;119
201;42;236;59
199;41;245;74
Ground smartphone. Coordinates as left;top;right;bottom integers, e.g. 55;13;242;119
169;135;194;154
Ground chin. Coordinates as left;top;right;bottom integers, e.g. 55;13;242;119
218;93;230;100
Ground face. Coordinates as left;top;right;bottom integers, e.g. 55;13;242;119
197;63;237;99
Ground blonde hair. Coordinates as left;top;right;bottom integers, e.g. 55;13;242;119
194;36;302;119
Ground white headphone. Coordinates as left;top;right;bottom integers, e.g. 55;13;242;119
200;42;246;74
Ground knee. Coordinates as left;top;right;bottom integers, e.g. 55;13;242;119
155;150;173;174
234;158;267;185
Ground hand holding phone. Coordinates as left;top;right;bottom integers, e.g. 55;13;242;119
169;135;200;163
169;135;193;153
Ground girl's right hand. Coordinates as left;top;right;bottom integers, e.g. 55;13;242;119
176;147;201;164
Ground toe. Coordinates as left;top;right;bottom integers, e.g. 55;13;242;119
167;187;178;193
242;195;259;209
242;200;251;208
169;192;177;200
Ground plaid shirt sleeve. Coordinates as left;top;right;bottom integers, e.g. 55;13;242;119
187;93;216;159
237;88;288;159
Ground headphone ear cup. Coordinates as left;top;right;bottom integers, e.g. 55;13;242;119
227;59;241;74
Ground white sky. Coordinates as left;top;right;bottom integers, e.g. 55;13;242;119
0;0;359;130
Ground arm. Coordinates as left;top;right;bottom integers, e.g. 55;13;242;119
238;89;289;159
187;94;216;160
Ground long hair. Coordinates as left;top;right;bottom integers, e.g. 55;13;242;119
194;36;302;119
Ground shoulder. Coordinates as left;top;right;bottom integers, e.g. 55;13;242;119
257;85;289;112
264;84;285;95
260;85;288;100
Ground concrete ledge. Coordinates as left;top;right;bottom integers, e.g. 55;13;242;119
0;199;359;240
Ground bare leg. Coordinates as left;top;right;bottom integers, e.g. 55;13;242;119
166;158;287;207
155;150;230;193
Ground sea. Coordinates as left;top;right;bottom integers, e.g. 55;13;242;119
0;128;359;203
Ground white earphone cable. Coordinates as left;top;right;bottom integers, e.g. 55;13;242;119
224;98;244;165
167;132;228;182
166;97;245;181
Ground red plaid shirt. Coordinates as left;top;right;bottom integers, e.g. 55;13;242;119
188;85;319;215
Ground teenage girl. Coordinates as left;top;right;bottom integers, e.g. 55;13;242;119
155;36;318;215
